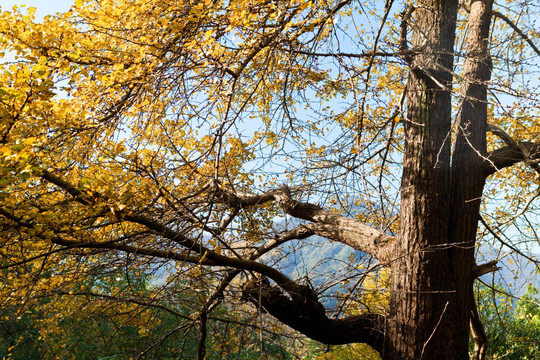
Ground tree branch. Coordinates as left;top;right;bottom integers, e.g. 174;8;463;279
400;4;415;64
33;171;392;347
39;169;368;318
241;276;385;350
483;124;540;176
215;185;396;262
470;287;488;360
492;9;540;58
474;260;499;278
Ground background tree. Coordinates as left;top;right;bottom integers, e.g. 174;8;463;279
474;283;540;360
1;0;539;359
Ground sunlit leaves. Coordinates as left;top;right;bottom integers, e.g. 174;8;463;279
0;0;539;356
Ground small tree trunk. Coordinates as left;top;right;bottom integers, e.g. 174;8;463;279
449;0;494;357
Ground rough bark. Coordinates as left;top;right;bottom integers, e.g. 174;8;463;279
386;1;494;359
385;0;458;358
215;185;397;262
448;1;494;359
387;1;495;358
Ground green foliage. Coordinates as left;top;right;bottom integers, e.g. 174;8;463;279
0;266;294;359
476;284;540;359
0;306;43;360
302;340;381;360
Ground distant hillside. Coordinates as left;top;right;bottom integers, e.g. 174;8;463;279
277;236;363;277
272;215;376;281
270;235;367;307
272;225;540;298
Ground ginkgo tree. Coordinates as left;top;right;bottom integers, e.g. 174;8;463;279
1;0;540;359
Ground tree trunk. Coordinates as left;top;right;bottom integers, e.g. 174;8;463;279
385;0;466;358
385;0;494;358
449;1;494;358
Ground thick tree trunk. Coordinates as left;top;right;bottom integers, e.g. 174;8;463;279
385;1;493;359
385;0;461;358
209;1;499;357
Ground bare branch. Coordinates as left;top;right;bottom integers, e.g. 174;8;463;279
281;48;415;59
474;260;500;278
400;4;415;64
492;9;540;58
214;185;396;262
470;289;488;360
241;276;385;350
479;216;540;268
484;124;540;176
35;170;392;348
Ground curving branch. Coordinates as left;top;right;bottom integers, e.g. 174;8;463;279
399;4;415;64
483;124;540;176
215;185;396;262
492;9;540;58
241;276;385;350
460;4;540;58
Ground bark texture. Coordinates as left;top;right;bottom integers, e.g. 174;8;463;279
386;1;493;358
449;1;494;358
242;277;385;349
385;0;458;358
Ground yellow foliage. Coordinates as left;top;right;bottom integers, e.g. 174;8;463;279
0;0;539;357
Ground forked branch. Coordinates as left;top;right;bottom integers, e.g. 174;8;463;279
242;276;385;350
214;185;396;262
484;124;540;176
29;170;390;348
